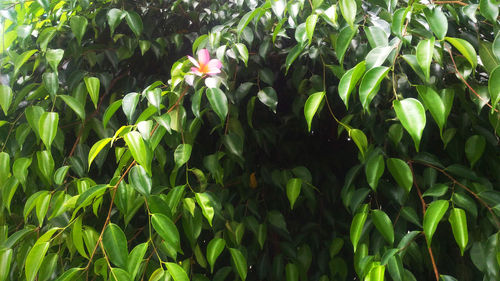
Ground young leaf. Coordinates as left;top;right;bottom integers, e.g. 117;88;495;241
338;61;366;109
286;178;302;210
13;50;37;77
174;144;192;169
165;262;189;281
304;91;325;132
234;43;249;66
350;209;368;252
25;242;50;281
349;129;368;158
393;98;426;152
122;92;140;124
416;38;435;82
371;210;394;244
423;200;449;246
88;138;112;169
151;213;181;252
306;14;318;45
0;85;12;116
206;88;228;124
53;166;70;185
129;165;152;196
207;238;226;273
359;66;389;111
38;112;59;148
84;77;100;109
42;72;58;96
123;131;152;175
365;154;384;191
416;86;446;135
0;249;12;281
339;0;357;29
70;16;88;44
103;100;123;128
229;248;247;281
386;158;413;193
448;208;468;256
103;224;129;268
195;193;215;226
465;135;486;168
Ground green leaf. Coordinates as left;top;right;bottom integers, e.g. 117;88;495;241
127;242;148;280
465;135;486;168
125;11;143;37
103;223;129;268
37;151;54;184
416;38;434;82
350;209;367;252
349;129;368;158
71;216;88;259
480;0;499;23
103;100;123;128
129;165;152;196
448;208;468;256
424;7;448;40
207;238;226;273
237;9;262;36
25;242;50;281
0;249;12;281
286;178;302;210
195;193;215;226
339;0;357;29
59;95;85;120
423;200;449;246
386;158;413;193
151;213;181;252
445;37;478;69
393;98;426;152
285;263;299;281
229;248;247;281
402;54;426;81
3;177;19;214
304;91;325;132
367;263;385;281
174;144;192;169
257;87;278;113
107;8;125;36
54;268;83;281
479;41;499;73
38;112;59;148
14;49;37;77
165;262;189;281
335;25;357;65
371;210;394;244
338;61;366;109
123;131;152;175
493;33;500;62
235;43;249;66
271;0;286;19
416;86;446;135
489;65;500;110
306;14;318;45
84;77;100;109
285;44;304;74
359;66;389;111
46;48;64;74
37;27;57;52
13;157;32;186
422;183;449;197
70;16;88;44
365;154;384;191
365;46;393;70
42;72;58;96
139;40;151;55
0;85;12;116
122;92;140;123
88;138;112;169
206;88;228;124
54;166;70;185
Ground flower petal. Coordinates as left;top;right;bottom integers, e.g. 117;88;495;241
190;67;203;76
197;49;210;65
187;56;200;68
207;59;222;70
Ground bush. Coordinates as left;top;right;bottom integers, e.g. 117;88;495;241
0;0;499;280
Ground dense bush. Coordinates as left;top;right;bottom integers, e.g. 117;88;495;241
0;0;499;280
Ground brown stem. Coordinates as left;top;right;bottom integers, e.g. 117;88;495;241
446;46;499;113
426;236;441;281
434;0;468;5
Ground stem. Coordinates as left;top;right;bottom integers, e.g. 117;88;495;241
434;0;468;5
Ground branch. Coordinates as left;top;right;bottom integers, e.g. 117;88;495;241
434;0;468;5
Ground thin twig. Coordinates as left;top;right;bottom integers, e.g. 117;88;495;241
434;0;468;5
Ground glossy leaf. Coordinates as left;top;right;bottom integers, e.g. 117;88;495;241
84;77;100;109
416;38;434;82
465;135;485;168
107;8;125;35
229;248;247;281
338;61;366;109
423;200;449;246
349;129;368;158
339;0;357;29
386;158;412;193
25;242;50;281
39;112;59;148
123;131;152;175
206;88;228;124
127;242;148;280
151;213;181;252
424;8;448;40
0;249;12;281
393;98;426;151
286;178;302;210
195;193;215;226
359;66;389;111
125;11;143;37
416;86;446;135
207;238;226;273
336;25;357;65
88;138;112;169
445;37;478;69
166;262;189;281
103;224;129;268
46;48;64;73
480;0;499;23
304;91;325;132
70;16;87;44
129;165;152;196
489;65;500;110
305;14;318;45
122;92;140;123
257;87;278;113
371;210;394;244
448;208;468;256
285;44;304;74
174;144;192;168
365;154;384;191
59;95;85;120
350;209;368;252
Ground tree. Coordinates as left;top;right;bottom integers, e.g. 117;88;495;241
0;0;499;280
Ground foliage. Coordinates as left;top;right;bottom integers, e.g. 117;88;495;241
0;0;499;280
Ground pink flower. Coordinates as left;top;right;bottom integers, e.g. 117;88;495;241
187;49;222;76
